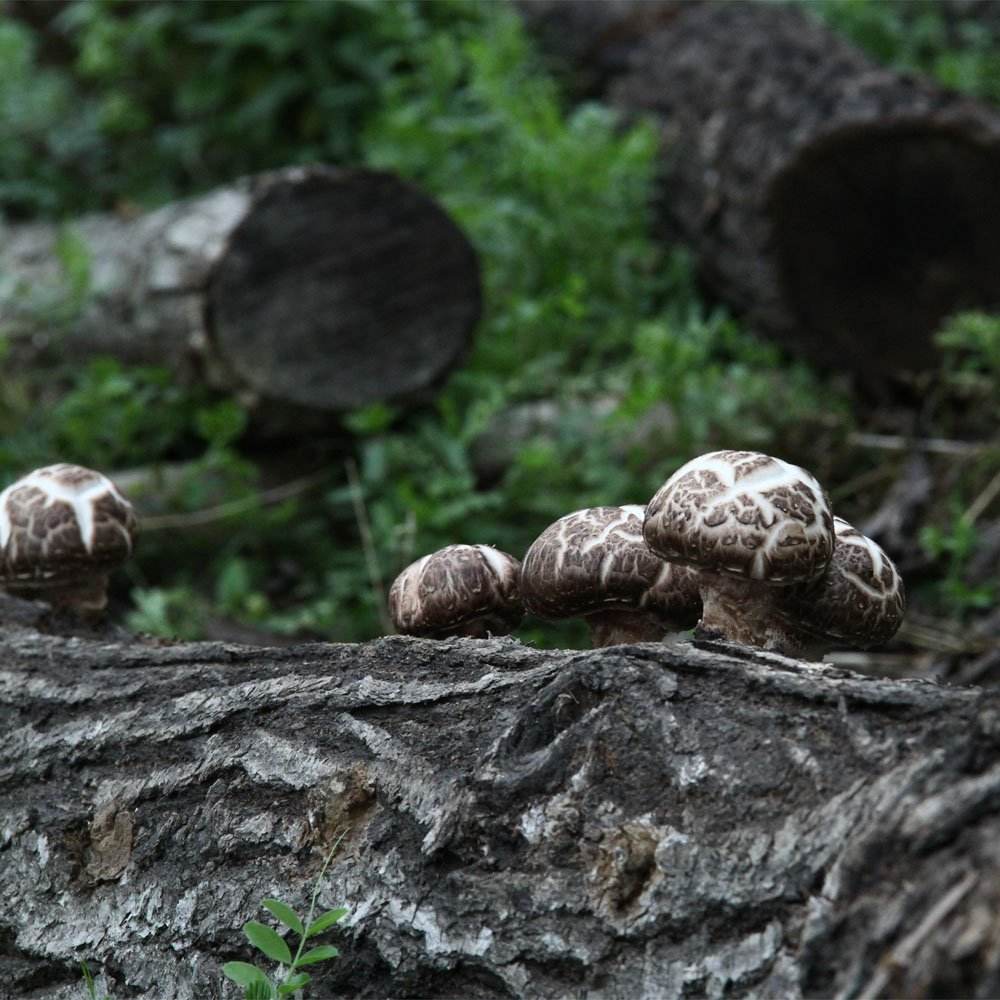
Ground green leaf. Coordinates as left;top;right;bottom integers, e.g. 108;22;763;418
246;981;275;1000
243;921;293;965
262;898;304;937
222;961;271;988
80;960;104;1000
54;224;91;308
305;907;348;937
277;972;311;996
216;556;254;613
195;398;248;447
296;944;340;966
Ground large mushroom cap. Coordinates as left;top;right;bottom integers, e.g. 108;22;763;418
779;516;906;647
0;464;137;590
644;450;835;585
388;544;522;638
520;505;700;626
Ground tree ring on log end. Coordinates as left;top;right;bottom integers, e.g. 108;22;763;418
207;168;481;410
769;125;1000;373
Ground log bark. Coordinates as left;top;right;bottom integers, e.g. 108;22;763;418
4;597;1000;998
522;0;1000;377
0;166;481;413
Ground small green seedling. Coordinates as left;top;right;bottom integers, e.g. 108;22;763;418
80;960;111;1000
223;836;348;998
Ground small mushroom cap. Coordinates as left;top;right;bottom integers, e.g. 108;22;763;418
388;544;523;637
520;505;701;625
644;450;835;584
0;464;137;588
779;517;906;646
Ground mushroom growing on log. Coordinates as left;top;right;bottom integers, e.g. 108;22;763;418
0;166;481;420
776;516;907;656
389;544;524;638
3;600;1000;998
520;0;1000;377
0;463;137;615
643;450;835;654
521;505;701;646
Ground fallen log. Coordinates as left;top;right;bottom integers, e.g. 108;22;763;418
522;0;1000;377
3;598;1000;999
0;166;481;415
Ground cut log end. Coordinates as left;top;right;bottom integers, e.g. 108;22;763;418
0;167;482;423
771;125;1000;372
207;168;482;410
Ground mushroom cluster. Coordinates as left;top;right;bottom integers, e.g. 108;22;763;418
0;463;137;616
388;448;905;658
642;451;904;656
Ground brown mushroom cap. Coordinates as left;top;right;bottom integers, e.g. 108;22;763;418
388;544;523;638
520;505;701;627
0;464;137;597
778;517;906;647
643;450;835;585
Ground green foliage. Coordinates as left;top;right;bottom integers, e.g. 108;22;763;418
365;9;661;379
80;961;111;1000
0;20;98;216
0;223;91;338
0;359;244;477
223;839;348;999
0;0;486;215
935;312;1000;421
83;838;350;997
128;585;210;641
80;882;347;998
920;505;997;618
907;314;1000;618
913;314;1000;618
811;0;1000;103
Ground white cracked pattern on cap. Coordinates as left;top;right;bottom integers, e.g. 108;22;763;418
520;505;700;624
779;516;906;645
643;450;834;584
388;543;523;637
0;464;136;584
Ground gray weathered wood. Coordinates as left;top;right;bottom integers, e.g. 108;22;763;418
3;598;1000;998
0;166;480;415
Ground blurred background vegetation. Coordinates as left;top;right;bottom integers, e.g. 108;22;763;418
0;0;997;655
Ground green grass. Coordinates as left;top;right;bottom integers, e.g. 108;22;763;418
811;0;1000;103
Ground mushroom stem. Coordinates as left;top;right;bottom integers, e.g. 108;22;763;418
585;609;667;647
435;614;514;640
696;575;807;657
5;574;110;617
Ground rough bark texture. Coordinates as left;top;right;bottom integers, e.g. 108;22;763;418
0;166;480;414
523;0;1000;377
4;594;1000;999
